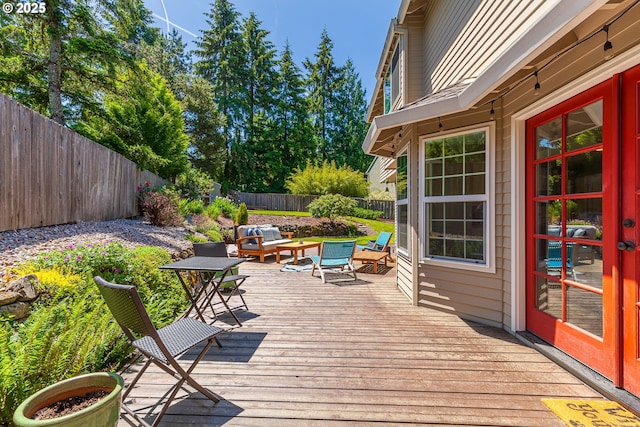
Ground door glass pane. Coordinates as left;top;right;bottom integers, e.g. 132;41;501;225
567;151;602;194
536;275;561;318
534;238;551;274
536;201;561;235
536;160;562;196
567;197;603;289
536;117;562;159
566;286;603;338
566;100;602;152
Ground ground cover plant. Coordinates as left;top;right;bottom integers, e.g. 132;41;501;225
0;242;186;424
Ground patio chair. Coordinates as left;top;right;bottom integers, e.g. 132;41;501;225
546;241;577;280
94;276;225;427
193;242;249;313
356;231;394;262
309;240;358;283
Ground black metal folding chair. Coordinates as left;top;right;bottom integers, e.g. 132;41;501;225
193;242;249;314
94;276;225;427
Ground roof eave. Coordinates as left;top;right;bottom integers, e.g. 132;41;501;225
363;0;609;155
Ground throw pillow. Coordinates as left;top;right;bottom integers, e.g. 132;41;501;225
246;228;257;244
260;227;276;242
573;228;586;237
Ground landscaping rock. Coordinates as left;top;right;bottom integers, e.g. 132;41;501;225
0;291;20;306
0;301;30;320
7;274;39;301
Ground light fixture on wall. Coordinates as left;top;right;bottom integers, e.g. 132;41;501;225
603;24;614;60
533;71;541;96
490;100;495;121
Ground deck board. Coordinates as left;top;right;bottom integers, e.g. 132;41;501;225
117;258;602;426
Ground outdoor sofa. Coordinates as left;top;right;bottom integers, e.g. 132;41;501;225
236;224;293;262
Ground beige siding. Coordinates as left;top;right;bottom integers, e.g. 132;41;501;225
422;0;548;94
397;256;413;300
404;15;425;105
409;107;510;327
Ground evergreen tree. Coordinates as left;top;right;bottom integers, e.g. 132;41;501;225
0;0;153;126
269;42;314;191
229;12;280;192
179;75;227;182
303;29;340;162
77;62;189;179
195;0;246;157
330;59;372;172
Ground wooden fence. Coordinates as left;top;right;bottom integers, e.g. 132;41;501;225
232;191;395;220
0;93;165;232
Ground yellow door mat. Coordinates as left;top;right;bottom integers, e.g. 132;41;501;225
542;399;640;426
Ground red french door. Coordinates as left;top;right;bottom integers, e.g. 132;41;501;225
526;65;640;393
621;65;640;395
526;78;616;379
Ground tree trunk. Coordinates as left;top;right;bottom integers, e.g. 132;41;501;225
47;15;65;126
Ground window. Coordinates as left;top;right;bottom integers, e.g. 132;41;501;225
384;44;400;114
421;125;494;271
396;150;409;256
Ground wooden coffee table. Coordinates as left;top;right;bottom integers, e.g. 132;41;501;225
276;241;321;265
352;250;389;274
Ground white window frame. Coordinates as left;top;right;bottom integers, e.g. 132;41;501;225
419;122;495;273
384;41;402;114
396;147;410;257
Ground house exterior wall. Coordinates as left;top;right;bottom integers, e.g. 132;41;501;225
417;0;553;97
395;1;640;330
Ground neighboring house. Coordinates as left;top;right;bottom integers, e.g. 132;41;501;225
363;0;640;403
365;156;396;196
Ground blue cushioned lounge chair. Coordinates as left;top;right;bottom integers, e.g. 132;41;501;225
356;231;393;262
309;240;357;283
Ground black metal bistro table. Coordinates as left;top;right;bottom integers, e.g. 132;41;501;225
160;256;245;326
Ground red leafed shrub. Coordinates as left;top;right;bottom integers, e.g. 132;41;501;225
139;192;183;226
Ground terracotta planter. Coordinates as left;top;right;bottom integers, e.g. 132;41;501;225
13;372;123;427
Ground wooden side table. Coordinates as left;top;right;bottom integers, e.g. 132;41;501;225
276;241;321;264
352;250;389;274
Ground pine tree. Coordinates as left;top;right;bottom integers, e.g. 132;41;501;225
303;29;340;163
330;59;372;172
0;0;152;126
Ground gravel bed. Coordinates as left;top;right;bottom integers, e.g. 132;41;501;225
0;218;192;278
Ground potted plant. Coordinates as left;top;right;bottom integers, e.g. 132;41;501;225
13;372;123;427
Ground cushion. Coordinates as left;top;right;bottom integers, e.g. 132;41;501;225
259;226;282;242
573;228;586;237
246;228;259;244
566;228;575;237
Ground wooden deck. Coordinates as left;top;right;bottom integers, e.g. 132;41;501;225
118;255;603;426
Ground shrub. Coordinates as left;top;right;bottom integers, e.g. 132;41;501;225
368;189;395;201
307;194;357;221
285;160;368;197
185;234;208;243
205;229;223;241
175;167;213;200
178;198;205;216
352;207;384;220
220;228;235;244
1;244;186;424
139;192;183;226
235;203;249;225
208;196;238;220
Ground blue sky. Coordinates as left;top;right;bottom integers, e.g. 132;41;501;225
143;0;401;99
